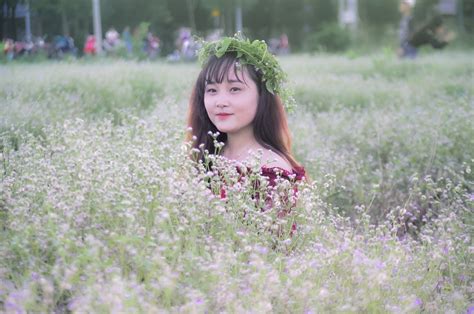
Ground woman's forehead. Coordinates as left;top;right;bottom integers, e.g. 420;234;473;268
226;67;247;81
205;60;248;84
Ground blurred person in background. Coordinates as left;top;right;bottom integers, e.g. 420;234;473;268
268;33;290;56
398;0;417;58
143;31;160;59
277;33;290;55
167;27;199;62
104;27;120;55
206;29;223;42
122;26;133;56
408;15;456;51
83;35;96;55
49;35;77;59
3;38;15;61
398;0;456;59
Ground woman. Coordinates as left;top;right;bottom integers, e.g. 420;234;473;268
186;35;304;183
186;35;305;237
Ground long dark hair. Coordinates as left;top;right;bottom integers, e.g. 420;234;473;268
186;52;300;169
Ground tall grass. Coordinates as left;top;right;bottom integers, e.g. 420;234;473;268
1;52;472;312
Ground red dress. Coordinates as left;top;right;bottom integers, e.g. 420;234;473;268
260;166;306;187
219;166;306;198
219;166;306;235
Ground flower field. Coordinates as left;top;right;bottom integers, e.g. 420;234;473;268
0;52;473;312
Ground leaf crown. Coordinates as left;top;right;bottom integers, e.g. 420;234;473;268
197;33;296;112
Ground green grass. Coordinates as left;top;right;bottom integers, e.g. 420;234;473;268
0;51;473;312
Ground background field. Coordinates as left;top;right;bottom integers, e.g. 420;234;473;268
1;51;473;312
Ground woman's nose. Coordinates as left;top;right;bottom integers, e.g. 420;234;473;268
216;95;229;108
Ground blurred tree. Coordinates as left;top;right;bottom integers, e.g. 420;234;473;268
243;0;279;39
28;0;91;50
245;0;338;51
7;0;468;55
28;0;59;39
358;0;399;27
0;0;7;39
306;0;339;29
99;0;172;53
307;23;351;52
101;0;172;35
460;0;474;33
413;0;440;21
197;0;258;36
1;0;20;39
186;0;197;31
353;0;399;50
301;0;338;48
164;0;212;52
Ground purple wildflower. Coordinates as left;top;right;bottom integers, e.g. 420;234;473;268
195;298;204;305
414;298;423;307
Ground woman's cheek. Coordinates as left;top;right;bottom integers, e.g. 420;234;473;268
203;100;212;116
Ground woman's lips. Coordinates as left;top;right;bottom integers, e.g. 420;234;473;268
216;113;232;120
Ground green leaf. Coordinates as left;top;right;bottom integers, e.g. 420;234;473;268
216;38;231;58
265;81;275;94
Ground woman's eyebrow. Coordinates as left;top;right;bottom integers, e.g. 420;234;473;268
227;79;244;83
205;79;244;84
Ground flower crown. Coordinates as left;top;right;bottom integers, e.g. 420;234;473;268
197;33;296;112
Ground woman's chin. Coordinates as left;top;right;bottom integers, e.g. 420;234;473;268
215;126;232;134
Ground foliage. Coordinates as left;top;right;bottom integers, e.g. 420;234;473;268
28;0;92;51
0;52;473;312
132;22;151;60
358;0;399;26
3;0;471;54
306;23;351;52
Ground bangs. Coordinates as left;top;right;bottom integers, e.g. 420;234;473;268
203;54;246;85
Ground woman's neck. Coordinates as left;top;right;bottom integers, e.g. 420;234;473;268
222;129;263;161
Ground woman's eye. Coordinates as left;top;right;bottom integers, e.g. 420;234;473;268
230;87;241;92
206;88;216;93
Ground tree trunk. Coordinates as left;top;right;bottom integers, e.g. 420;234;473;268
224;1;233;35
186;0;196;31
25;0;31;41
36;15;43;37
0;0;5;39
92;0;102;54
61;7;69;35
269;0;278;38
83;17;90;36
235;0;242;33
72;17;83;51
10;3;16;39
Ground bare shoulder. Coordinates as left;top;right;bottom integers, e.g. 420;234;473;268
260;149;293;172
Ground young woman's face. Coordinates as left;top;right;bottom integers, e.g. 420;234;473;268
204;66;259;136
